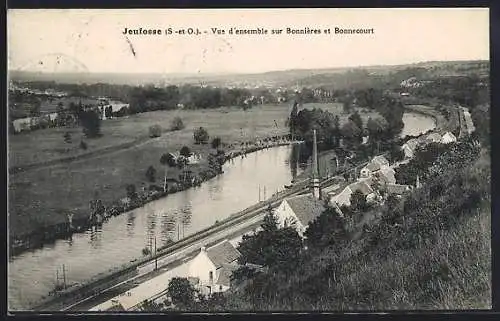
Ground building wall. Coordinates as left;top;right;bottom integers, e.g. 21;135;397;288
360;168;371;178
331;187;353;208
402;144;414;158
188;251;217;285
274;200;306;237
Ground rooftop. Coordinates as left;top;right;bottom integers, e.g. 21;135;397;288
206;240;241;269
285;194;326;227
348;180;374;196
386;183;412;194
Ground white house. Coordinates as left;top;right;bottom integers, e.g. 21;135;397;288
360;155;390;178
401;138;420;159
274;194;326;237
330;178;377;208
12;117;33;133
441;131;457;144
188;240;241;295
375;166;396;185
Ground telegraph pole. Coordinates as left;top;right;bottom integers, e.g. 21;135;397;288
154;237;158;271
62;264;67;289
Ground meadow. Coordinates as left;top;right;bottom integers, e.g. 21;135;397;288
9;103;378;238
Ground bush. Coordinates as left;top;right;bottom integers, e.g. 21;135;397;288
211;137;222;150
146;165;157;182
171;117;185;131
79;140;88;150
180;146;192;157
149;125;162;138
194;127;209;144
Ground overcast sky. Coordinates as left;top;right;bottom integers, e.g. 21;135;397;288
8;8;489;74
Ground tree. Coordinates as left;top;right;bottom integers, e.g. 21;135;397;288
348;111;363;131
80;109;101;138
167;277;196;308
237;207;303;270
146;165;157;182
340;121;363;147
28;99;41;117
194;127;209;144
160;153;177;192
304;206;348;250
289;101;299;135
149;125;162;138
211;137;222;150
350;190;368;212
343;100;352;114
171;116;185;131
126;184;138;200
179;146;192;158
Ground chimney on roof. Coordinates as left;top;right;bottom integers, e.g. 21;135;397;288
312;129;321;200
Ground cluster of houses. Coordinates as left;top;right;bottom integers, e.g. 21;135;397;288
10;97;131;133
9;81;68;97
401;130;457;159
102;128;463;310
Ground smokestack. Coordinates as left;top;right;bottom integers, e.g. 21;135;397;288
312;129;321;200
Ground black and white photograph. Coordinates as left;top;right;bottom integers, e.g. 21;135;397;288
7;8;491;312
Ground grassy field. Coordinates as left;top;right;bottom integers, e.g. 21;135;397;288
9;103;379;238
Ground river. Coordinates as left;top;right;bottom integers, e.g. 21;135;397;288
8;112;436;310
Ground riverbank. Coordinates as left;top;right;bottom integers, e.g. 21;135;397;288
9;135;295;258
404;104;449;130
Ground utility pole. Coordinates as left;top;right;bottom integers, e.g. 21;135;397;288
258;185;261;202
62;264;67;289
154;237;158;271
263;186;266;200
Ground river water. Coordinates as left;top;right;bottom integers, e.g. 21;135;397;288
8;112;436;310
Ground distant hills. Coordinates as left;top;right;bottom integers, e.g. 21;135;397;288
9;60;489;89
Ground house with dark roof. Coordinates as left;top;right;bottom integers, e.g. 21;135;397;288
274;194;326;237
188;240;241;295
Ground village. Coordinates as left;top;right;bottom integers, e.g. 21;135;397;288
87;116;468;311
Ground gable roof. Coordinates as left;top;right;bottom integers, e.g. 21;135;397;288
442;131;457;140
425;132;442;143
372;155;389;166
404;138;420;150
386;183;411;194
206;240;241;269
285;194;325;227
348;180;374;196
377;167;396;185
215;263;240;287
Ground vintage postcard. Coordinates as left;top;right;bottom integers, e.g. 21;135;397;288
7;8;490;312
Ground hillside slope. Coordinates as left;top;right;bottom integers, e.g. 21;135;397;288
222;144;491;311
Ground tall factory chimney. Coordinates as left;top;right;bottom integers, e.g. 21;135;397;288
312;129;321;200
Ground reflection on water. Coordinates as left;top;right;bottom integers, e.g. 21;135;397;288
8;113;434;310
88;226;103;250
126;212;136;238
